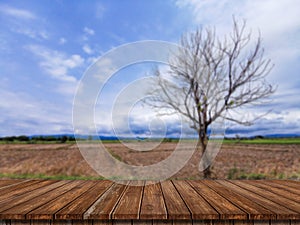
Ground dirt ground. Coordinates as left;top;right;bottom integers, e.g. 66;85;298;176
0;142;299;179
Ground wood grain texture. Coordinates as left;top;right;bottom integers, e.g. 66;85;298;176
261;180;300;195
10;220;31;225
189;180;247;220
52;220;72;225
31;220;52;225
290;220;300;225
160;180;190;219
93;220;112;225
192;221;213;225
0;180;40;197
27;181;95;219
0;180;24;188
0;180;80;219
83;182;127;220
172;180;218;220
112;181;144;219
232;180;300;214
246;180;300;201
0;179;298;224
233;220;253;225
139;181;167;219
222;180;300;220
0;180;56;203
152;220;172;225
212;180;275;220
0;180;70;218
56;180;113;220
252;220;270;225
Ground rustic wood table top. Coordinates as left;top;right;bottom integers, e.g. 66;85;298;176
0;179;299;225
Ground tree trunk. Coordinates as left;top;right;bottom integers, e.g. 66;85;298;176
198;133;212;179
203;166;212;179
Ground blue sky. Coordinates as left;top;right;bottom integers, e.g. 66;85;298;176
0;0;300;137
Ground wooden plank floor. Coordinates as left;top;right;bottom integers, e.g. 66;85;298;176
0;179;299;225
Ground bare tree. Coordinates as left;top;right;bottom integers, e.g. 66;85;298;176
145;19;275;178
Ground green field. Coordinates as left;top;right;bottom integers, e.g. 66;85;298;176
223;137;300;145
1;137;300;145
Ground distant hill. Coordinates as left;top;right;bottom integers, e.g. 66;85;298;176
1;133;300;141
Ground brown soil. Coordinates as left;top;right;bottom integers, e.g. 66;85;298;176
0;143;299;179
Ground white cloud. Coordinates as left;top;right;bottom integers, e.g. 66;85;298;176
26;45;84;82
87;56;98;64
0;5;48;41
175;0;300;135
175;0;300;38
92;57;116;82
95;3;105;19
0;89;73;136
0;4;36;20
83;44;93;54
12;26;49;40
84;27;95;36
59;37;67;45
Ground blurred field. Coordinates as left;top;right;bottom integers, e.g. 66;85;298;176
0;142;299;180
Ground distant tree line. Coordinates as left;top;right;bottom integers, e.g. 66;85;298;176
0;135;75;143
224;135;265;140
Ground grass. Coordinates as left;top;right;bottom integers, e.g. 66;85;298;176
227;168;267;180
1;171;299;180
0;140;77;145
1;137;300;145
227;166;300;180
223;137;300;145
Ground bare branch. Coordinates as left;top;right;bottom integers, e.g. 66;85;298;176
144;18;275;148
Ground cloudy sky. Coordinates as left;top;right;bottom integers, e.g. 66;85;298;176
0;0;300;137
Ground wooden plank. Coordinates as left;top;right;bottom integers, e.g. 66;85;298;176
189;180;247;220
172;181;218;220
270;220;290;225
139;181;167;219
212;220;233;225
0;180;56;203
233;220;253;225
285;180;300;185
52;220;72;225
113;220;132;225
55;180;113;220
152;220;172;225
132;220;152;225
252;221;269;225
10;220;30;225
27;181;97;219
160;180;190;219
112;181;144;219
82;182;127;220
233;180;300;214
222;181;300;220
72;219;93;225
272;180;300;190
0;180;40;196
208;180;275;220
0;180;82;219
31;220;52;225
0;220;10;225
246;180;300;202
192;221;213;225
0;180;69;216
261;180;300;195
172;220;192;225
0;180;24;188
93;220;113;225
